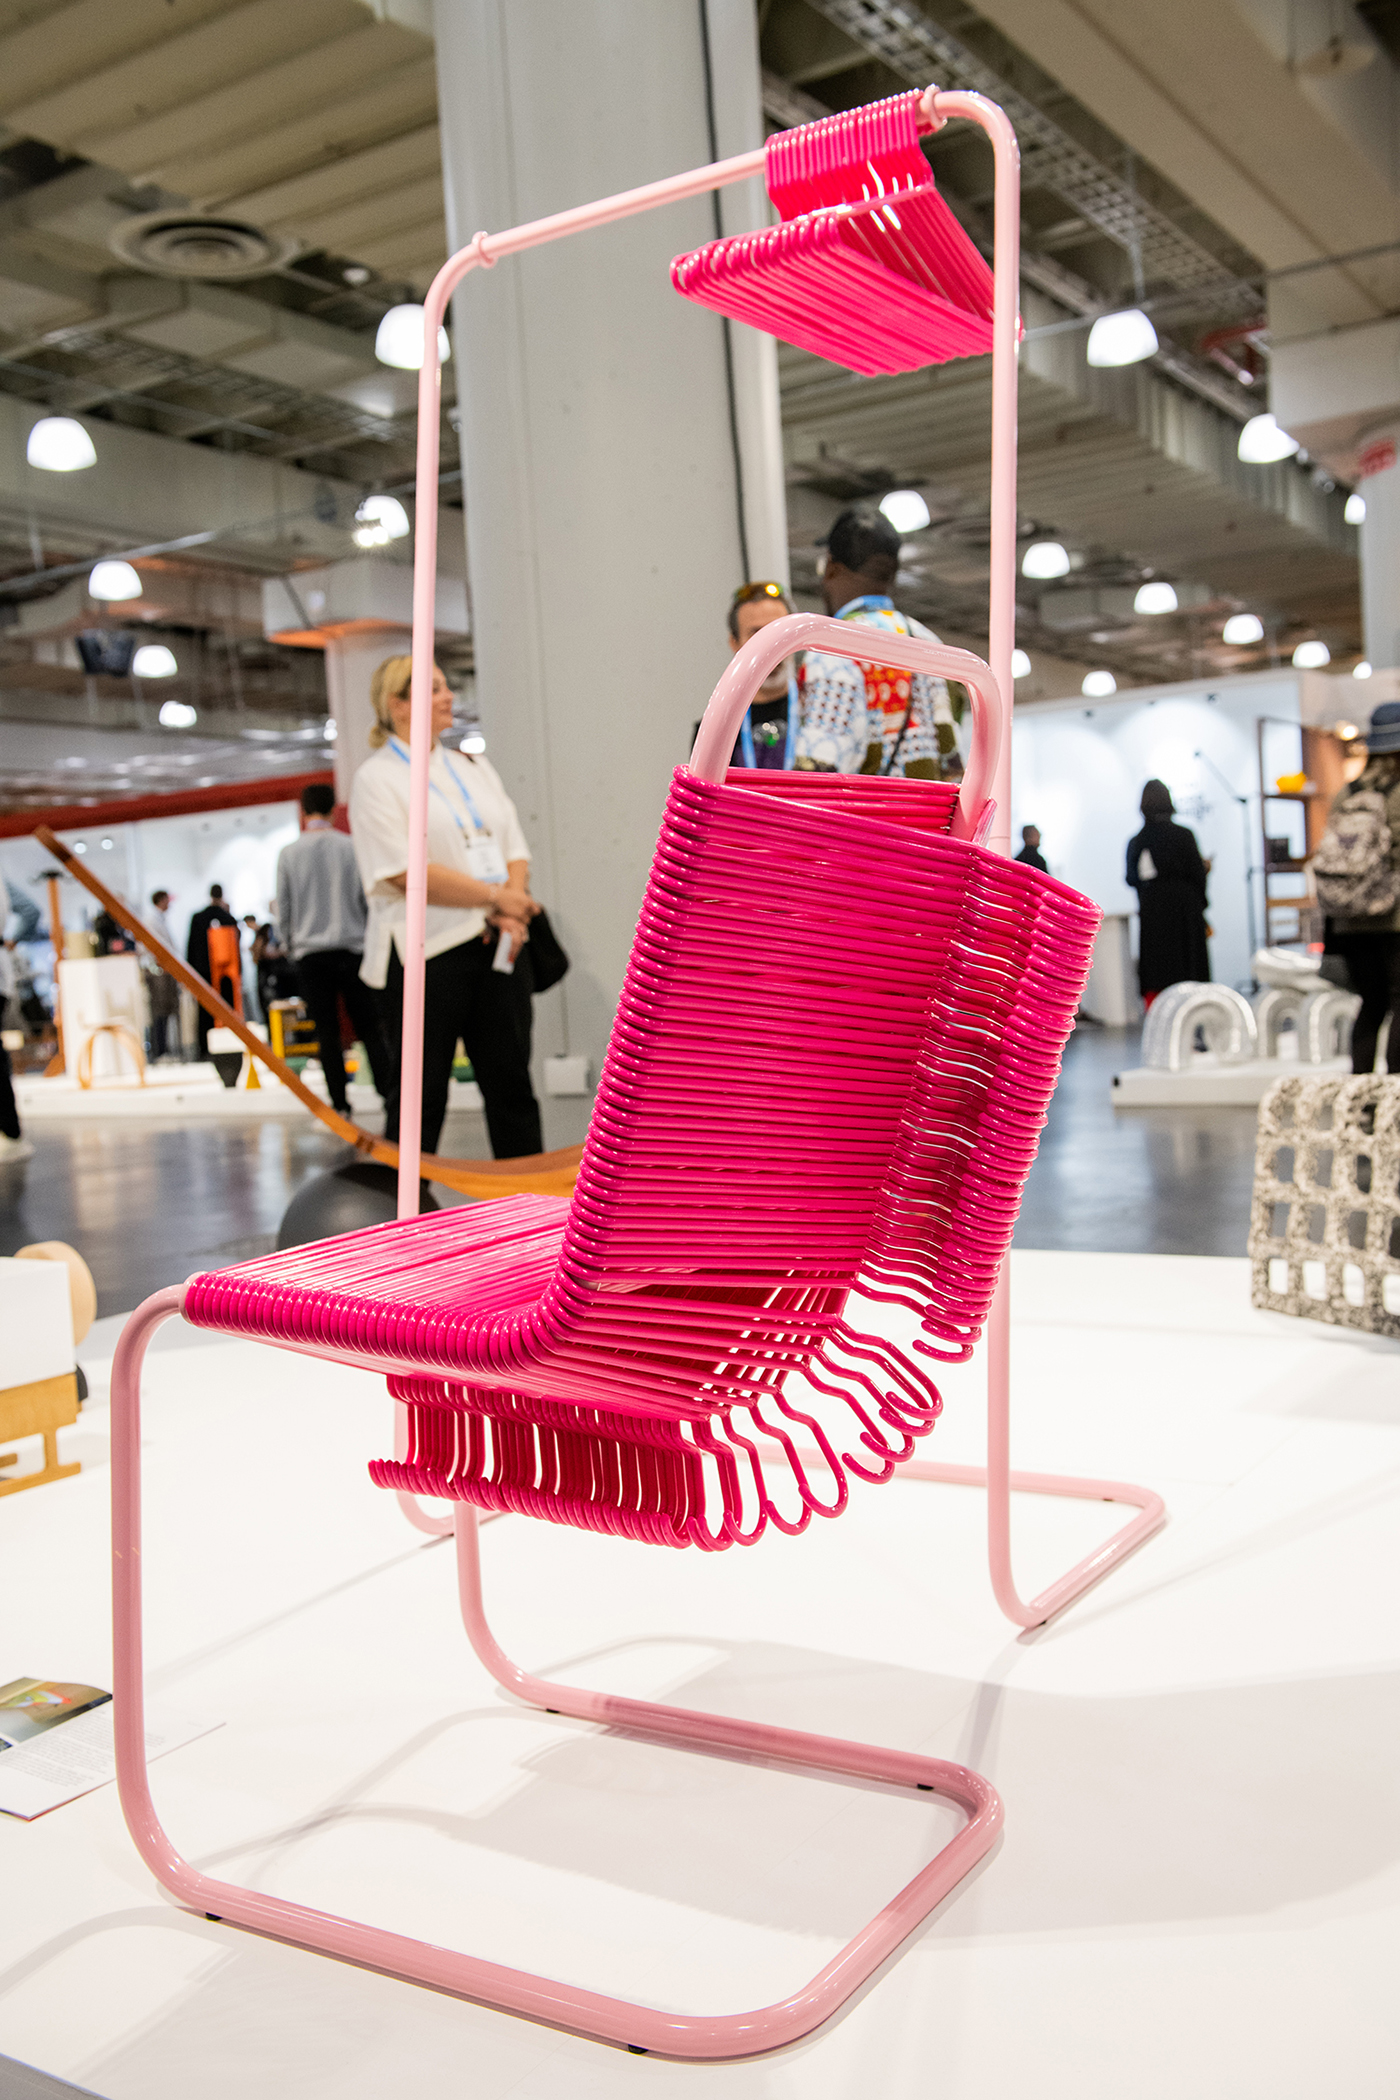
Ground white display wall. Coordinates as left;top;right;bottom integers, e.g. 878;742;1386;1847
2;800;299;959
1009;671;1304;993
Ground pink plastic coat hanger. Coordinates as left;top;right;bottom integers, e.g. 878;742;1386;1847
671;90;996;374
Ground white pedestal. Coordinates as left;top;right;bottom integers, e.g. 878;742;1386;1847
1112;1055;1350;1107
1081;913;1139;1026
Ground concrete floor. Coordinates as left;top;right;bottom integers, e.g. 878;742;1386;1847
1014;1024;1260;1260
0;1026;1259;1315
0;1097;593;1318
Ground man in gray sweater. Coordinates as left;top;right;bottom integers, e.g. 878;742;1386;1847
275;784;393;1117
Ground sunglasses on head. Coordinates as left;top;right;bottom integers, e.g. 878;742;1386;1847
730;580;790;609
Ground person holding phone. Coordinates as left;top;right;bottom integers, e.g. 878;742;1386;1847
349;654;542;1161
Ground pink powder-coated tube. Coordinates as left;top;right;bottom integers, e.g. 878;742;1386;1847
101;82;1167;2055
400;142;770;1221
109;1286;1002;2060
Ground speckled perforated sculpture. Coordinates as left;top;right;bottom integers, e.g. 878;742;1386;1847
1250;1074;1400;1336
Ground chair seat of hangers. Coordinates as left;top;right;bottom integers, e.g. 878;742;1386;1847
183;767;1098;1549
184;1191;570;1379
671;91;997;375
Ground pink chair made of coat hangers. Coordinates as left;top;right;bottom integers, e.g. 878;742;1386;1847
107;83;1162;2060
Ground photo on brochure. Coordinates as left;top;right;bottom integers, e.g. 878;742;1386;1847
0;1678;111;1749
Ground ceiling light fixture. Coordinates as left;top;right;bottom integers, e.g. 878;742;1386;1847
1353;660;1373;680
88;560;143;602
1222;613;1264;645
1082;670;1118;697
353;494;411;547
26;417;96;472
158;699;198;728
1085;308;1158;367
374;304;451;370
1238;414;1300;464
131;644;177;678
1022;540;1071;580
1292;639;1331;669
1011;648;1031;679
1345;492;1367;525
1134;581;1178;615
878;489;931;533
461;732;486;754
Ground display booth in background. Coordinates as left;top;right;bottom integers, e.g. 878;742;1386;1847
0;801;300;965
1008;669;1331;993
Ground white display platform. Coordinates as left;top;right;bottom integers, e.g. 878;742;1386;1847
3;1251;1397;2097
12;1070;484;1122
1113;1055;1349;1107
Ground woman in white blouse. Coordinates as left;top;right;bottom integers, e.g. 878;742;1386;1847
350;654;543;1160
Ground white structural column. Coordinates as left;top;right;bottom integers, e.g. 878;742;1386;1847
431;0;787;1073
323;633;406;804
261;556;468;804
1359;423;1400;673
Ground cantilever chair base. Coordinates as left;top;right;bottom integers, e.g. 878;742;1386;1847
111;1290;1002;2061
896;1458;1166;1628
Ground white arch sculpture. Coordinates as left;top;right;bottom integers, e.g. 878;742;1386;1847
1251;983;1310;1059
1301;986;1361;1064
1141;982;1259;1070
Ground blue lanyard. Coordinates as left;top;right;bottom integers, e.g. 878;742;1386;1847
387;737;486;838
739;674;799;769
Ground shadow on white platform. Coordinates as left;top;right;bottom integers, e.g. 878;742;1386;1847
2;1251;1398;2098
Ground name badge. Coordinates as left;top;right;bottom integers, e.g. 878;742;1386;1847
467;839;509;885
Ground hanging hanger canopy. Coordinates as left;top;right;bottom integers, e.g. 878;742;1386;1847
671;90;998;375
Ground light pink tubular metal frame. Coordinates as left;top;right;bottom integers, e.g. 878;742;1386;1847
111;1286;1000;2058
395;85;1164;1616
107;90;1156;2059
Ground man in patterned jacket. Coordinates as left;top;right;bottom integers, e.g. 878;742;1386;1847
795;505;955;777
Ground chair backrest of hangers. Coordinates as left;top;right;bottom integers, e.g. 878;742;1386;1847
542;765;1097;1369
548;770;971;1305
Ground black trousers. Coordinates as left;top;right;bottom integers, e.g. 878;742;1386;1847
0;1038;19;1141
1330;932;1400;1074
295;947;394;1112
379;935;542;1160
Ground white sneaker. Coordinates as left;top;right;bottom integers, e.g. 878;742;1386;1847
0;1133;34;1163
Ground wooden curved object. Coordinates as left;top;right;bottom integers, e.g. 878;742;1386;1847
76;1021;147;1091
35;827;582;1201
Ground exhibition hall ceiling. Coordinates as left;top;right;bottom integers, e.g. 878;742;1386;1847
758;0;1389;685
0;0;1390;807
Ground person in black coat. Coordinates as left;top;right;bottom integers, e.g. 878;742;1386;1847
1125;779;1210;1003
185;883;238;1059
